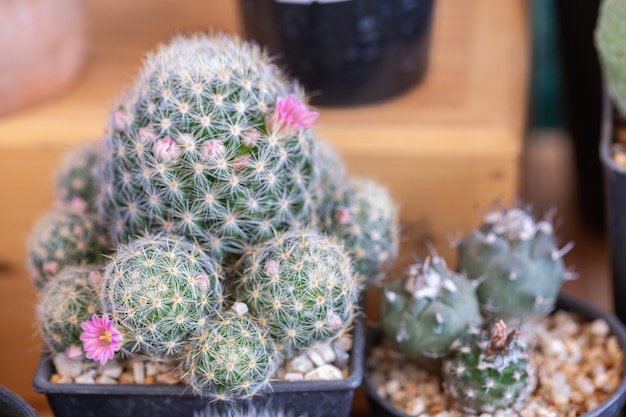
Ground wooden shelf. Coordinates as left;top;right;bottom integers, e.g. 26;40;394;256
0;0;529;415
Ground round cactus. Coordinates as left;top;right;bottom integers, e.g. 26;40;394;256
456;205;573;319
232;229;360;351
596;0;626;117
54;140;102;213
27;208;110;288
380;255;482;371
184;307;279;400
37;266;102;355
442;320;536;414
101;235;225;357
312;137;346;222
98;33;321;260
322;177;399;282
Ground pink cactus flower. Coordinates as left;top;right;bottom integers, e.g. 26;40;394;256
242;129;260;148
153;136;181;161
43;262;60;276
87;270;102;288
268;94;319;135
65;344;84;361
334;207;352;225
138;127;157;144
79;314;122;365
194;274;210;291
264;260;279;276
111;110;130;132
325;313;344;330
71;197;88;214
201;140;226;158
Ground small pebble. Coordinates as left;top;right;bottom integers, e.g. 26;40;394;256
53;353;83;378
304;364;343;380
287;354;314;373
132;360;145;385
75;373;95;384
284;372;304;382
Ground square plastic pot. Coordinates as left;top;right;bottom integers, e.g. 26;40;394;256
33;314;364;417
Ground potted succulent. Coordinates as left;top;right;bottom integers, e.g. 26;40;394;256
27;33;400;417
364;204;626;416
596;0;626;325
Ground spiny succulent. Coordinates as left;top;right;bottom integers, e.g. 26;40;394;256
442;320;536;414
232;229;361;351
194;403;298;417
54;140;102;213
184;305;279;400
97;33;321;260
456;204;574;319
322;177;399;282
101;235;225;357
312;136;346;222
37;266;102;356
380;255;481;371
27;208;110;288
596;0;626;117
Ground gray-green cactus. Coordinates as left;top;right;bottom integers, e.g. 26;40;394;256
380;255;482;371
37;266;102;355
54;140;102;213
184;306;279;400
596;0;626;117
313;137;346;222
442;320;536;414
232;229;361;351
27;208;110;288
322;177;399;283
101;235;225;357
456;205;573;319
97;33;321;261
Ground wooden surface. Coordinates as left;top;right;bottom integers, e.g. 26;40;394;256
0;0;533;415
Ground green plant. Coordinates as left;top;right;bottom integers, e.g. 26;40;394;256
232;229;360;351
97;33;321;261
596;0;626;117
101;235;225;357
37;266;102;356
27;208;110;288
184;306;279;400
322;177;399;282
456;205;573;319
442;320;536;414
54;140;102;213
380;255;481;371
313;137;346;222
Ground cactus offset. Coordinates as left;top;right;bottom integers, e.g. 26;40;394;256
596;0;626;117
443;320;536;414
98;34;321;260
380;255;481;371
322;177;399;282
54;140;102;213
101;235;225;357
37;266;102;356
457;205;573;318
27;208;110;288
233;229;360;351
184;307;279;400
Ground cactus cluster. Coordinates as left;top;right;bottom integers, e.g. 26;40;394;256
596;0;626;117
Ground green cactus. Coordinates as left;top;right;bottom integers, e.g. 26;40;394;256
98;33;321;260
232;229;361;351
596;0;626;117
322;177;399;282
456;205;573;319
184;306;279;400
101;235;225;357
54;140;102;213
380;255;482;372
27;208;110;288
442;320;536;414
37;266;102;355
312;137;346;222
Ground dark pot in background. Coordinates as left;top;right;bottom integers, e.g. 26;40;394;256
0;385;39;417
601;93;626;325
33;315;364;417
363;294;626;417
239;0;435;106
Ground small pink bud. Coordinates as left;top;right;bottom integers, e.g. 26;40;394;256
334;207;352;225
88;270;102;287
242;129;260;148
111;110;130;131
71;197;88;214
194;274;210;291
153;136;181;161
201;140;226;158
138;127;157;144
232;155;250;170
268;94;319;136
43;262;60;276
264;260;279;276
65;344;84;361
326;313;344;330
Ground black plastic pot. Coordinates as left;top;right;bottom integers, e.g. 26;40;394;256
363;294;626;417
600;94;626;325
239;0;436;106
0;385;39;417
33;315;364;417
